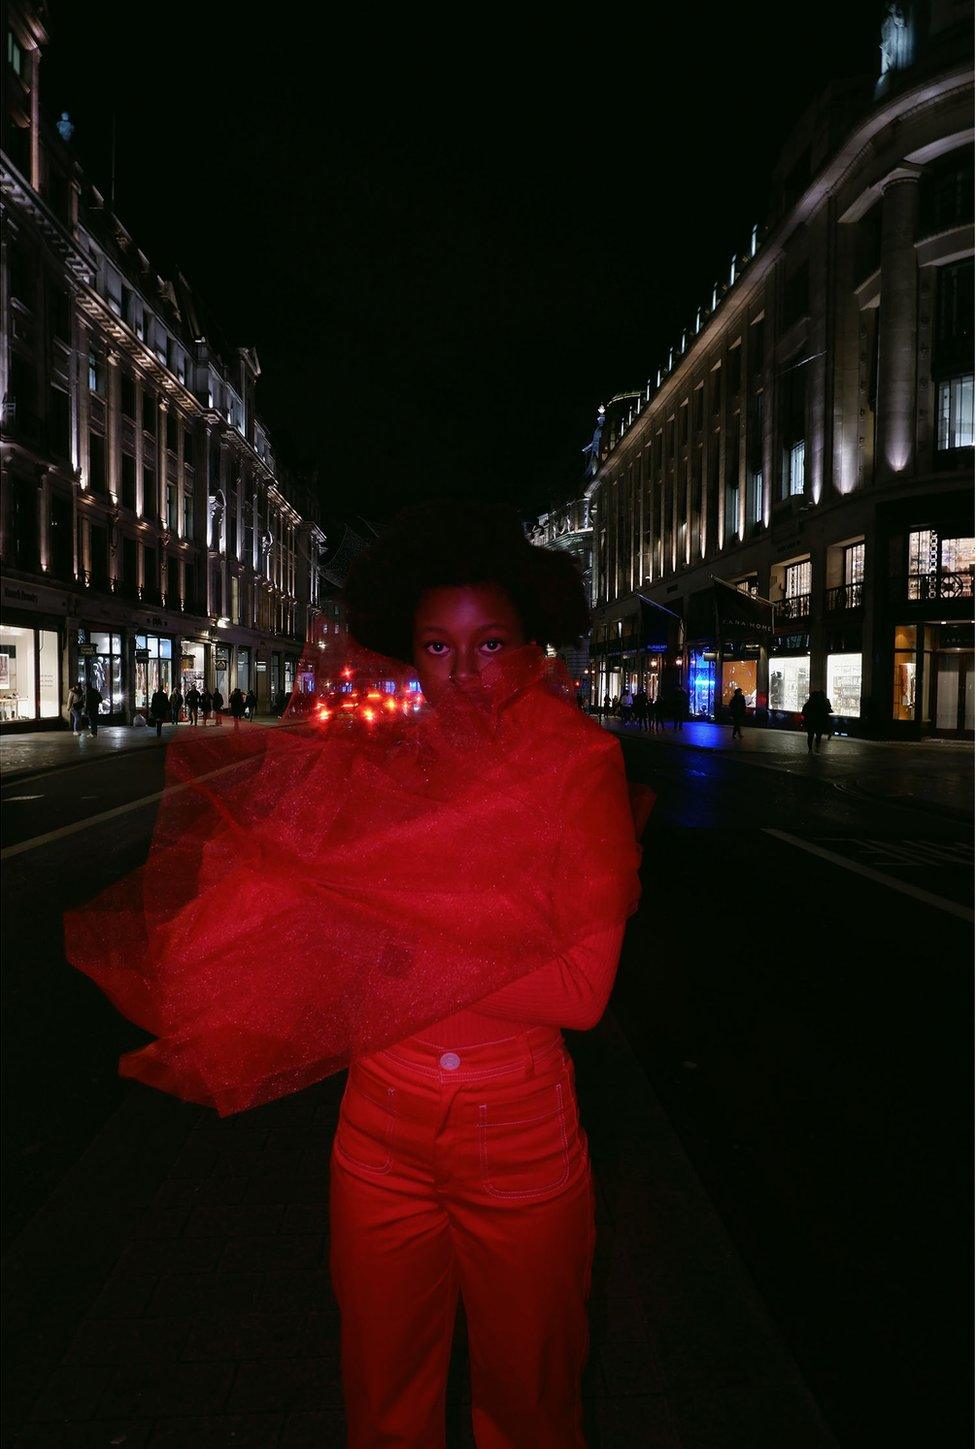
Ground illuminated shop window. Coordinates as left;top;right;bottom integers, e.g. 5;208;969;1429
788;440;805;496
768;655;810;713
826;653;862;718
892;624;917;721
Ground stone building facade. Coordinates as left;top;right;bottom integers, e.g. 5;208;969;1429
1;0;328;728
587;3;974;738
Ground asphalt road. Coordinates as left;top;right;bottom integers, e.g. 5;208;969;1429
1;731;972;1446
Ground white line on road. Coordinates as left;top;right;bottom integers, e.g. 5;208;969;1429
0;757;255;861
764;828;974;923
5;795;43;802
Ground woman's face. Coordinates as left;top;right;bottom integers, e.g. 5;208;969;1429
412;584;527;704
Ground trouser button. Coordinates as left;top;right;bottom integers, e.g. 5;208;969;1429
439;1052;461;1071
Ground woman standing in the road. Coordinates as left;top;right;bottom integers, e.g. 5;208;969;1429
65;501;649;1448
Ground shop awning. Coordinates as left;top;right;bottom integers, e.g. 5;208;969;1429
712;577;775;639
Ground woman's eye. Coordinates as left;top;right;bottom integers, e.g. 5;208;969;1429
481;639;505;653
424;641;448;655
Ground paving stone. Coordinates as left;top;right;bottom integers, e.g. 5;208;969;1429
146;1415;282;1448
128;1210;191;1241
26;1365;114;1422
154;1179;249;1211
64;1318;192;1366
297;1312;340;1357
588;1295;650;1345
591;1394;683;1448
255;1273;334;1315
597;1342;666;1396
279;1205;326;1236
10;1418;154;1447
166;1147;219;1181
117;1240;223;1277
98;1363;235;1419
243;1177;327;1208
278;1411;346;1448
217;1238;322;1275
182;1312;304;1362
225;1360;343;1414
184;1206;285;1239
145;1276;264;1319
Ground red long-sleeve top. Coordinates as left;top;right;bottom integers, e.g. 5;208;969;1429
413;924;626;1047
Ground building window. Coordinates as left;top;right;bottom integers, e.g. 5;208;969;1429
142;391;157;437
167;556;181;607
782;260;810;330
182;492;194;540
788;440;805;496
122;536;137;596
120;373;136;420
143;546;159;603
0;625;60;723
49;285;72;343
749;468;764;524
826;653;862;719
940;536;975;597
844;542;865;586
166;483;178;532
7;30;24;75
785;559;811;598
727;344;742;395
936;375;974;451
48;385;71;460
892;624;917;721
87;349;104;396
134;633;174;711
166;411;178;454
769;655;810;713
88;432;107;495
121;452;136;511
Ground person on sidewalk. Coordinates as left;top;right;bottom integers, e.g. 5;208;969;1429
729;687;747;741
200;690;213;726
671;684;689;731
602;691;612;718
633;687;649;731
65;502;652;1449
651;691;666;733
185;685;201;727
620;687;634;725
245;688;257;720
67;682;86;735
149;686;170;740
83;682;103;737
169;687;184;725
212;688;224;726
229;686;246;730
801;689;832;752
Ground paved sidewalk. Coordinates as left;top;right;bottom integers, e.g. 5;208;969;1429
1;721;283;786
600;717;974;819
2;1014;838;1449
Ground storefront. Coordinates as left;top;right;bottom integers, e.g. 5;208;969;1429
181;641;207;697
0;620;61;726
826;652;863;721
236;646;251;694
769;635;811;719
133;633;175;713
214;644;231;700
720;649;760;710
687;649;716;719
77;626;125;720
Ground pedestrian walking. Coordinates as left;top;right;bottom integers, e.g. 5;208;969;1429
201;690;213;726
185;685;201;726
83;681;103;736
602;692;612;718
169;687;184;725
65;500;651;1449
729;686;747;740
620;688;634;725
651;691;666;733
801;689;832;753
229;686;246;731
245;688;257;721
149;685;170;740
671;684;688;731
633;687;649;731
67;682;86;735
212;688;224;726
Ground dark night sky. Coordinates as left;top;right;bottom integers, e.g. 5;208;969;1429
42;2;884;524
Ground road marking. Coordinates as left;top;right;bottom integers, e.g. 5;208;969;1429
765;828;974;923
0;757;255;861
5;795;43;802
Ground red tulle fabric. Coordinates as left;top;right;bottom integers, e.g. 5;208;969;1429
65;641;652;1115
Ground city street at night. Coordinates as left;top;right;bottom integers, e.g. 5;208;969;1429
1;724;970;1447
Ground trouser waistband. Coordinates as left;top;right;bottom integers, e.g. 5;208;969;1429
364;1025;563;1082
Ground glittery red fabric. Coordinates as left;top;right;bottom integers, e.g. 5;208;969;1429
65;642;651;1115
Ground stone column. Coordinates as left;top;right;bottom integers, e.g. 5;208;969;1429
876;167;921;479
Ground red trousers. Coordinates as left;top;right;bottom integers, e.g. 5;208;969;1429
329;1025;596;1448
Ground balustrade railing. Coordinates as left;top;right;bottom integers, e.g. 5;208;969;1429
824;581;864;612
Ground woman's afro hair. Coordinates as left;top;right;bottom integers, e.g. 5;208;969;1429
343;499;590;663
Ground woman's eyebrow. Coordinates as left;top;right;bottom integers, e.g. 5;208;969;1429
417;622;510;633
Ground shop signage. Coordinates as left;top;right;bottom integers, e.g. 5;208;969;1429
702;651;717;661
255;661;268;671
78;643;97;657
134;648;150;662
4;586;39;605
644;643;667;653
940;623;974;649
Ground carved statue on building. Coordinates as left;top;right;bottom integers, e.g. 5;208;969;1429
57;112;74;142
581;408;606;480
880;4;912;76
